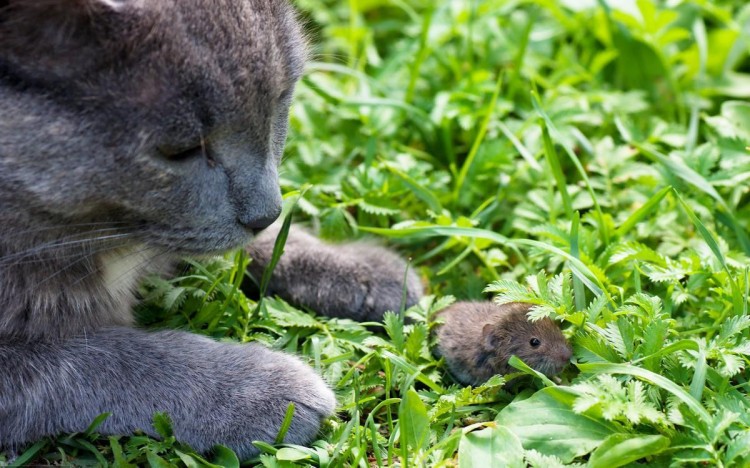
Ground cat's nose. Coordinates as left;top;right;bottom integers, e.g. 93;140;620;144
239;208;281;232
227;159;282;231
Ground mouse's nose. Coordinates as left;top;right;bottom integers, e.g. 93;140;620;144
558;345;573;363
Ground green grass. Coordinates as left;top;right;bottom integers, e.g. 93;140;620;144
6;0;750;466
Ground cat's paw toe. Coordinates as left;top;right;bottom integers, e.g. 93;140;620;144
215;344;335;459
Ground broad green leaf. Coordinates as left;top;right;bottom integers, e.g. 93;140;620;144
458;425;525;468
146;451;173;468
399;388;430;452
588;433;669;468
275;447;312;462
212;445;240;468
497;387;618;462
176;450;220;468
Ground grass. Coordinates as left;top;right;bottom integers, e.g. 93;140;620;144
4;0;750;466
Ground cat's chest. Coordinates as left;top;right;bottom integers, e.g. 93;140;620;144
98;245;168;312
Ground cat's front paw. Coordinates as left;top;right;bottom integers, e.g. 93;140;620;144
245;225;424;322
175;340;336;459
1;329;334;462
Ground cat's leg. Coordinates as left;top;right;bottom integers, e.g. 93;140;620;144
245;223;424;322
0;328;335;459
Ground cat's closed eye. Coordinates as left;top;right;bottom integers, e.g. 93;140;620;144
157;141;214;165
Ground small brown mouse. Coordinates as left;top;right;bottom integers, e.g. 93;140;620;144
433;301;572;386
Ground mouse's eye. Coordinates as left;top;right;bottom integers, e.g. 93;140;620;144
530;338;541;347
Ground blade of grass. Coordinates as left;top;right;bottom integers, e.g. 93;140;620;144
382;162;443;213
252;189;308;321
615;186;672;238
361;225;607;297
686;18;707;155
634;143;728;211
629;140;750;255
274;403;296;444
531;89;609;244
497;120;542;171
631;339;699;364
8;440;47;468
405;4;435;103
539;117;573;221
674;189;742;316
508;10;534;100
381;350;445;393
570;211;586;311
689;348;708;403
453;72;504;201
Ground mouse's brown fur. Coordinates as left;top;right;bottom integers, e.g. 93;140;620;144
434;302;572;386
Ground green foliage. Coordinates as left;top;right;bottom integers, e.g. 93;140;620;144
8;0;750;466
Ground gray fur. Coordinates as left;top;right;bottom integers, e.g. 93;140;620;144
245;222;424;322
434;302;572;386
0;328;335;459
0;0;336;458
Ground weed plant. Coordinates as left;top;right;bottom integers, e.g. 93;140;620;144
5;0;750;466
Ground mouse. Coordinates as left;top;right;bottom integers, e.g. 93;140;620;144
433;301;572;386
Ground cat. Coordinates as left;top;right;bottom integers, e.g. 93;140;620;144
0;0;421;459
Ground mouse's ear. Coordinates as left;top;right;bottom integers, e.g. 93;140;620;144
482;323;498;351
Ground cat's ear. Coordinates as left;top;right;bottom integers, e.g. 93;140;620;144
0;0;145;70
82;0;144;12
0;0;141;21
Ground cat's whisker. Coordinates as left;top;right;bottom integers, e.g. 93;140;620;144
0;232;134;266
0;232;131;266
8;249;113;266
68;243;164;289
0;221;131;240
310;53;350;65
38;239;155;290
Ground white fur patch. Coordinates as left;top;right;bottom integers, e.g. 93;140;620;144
99;245;159;312
95;0;143;12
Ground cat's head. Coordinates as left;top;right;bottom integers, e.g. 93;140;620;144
0;0;305;254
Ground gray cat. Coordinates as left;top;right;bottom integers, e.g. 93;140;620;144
0;0;421;459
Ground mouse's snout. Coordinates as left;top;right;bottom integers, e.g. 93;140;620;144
556;344;573;364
